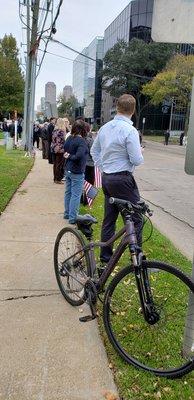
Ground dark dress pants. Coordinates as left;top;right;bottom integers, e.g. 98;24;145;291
42;139;49;159
53;153;64;182
100;172;143;263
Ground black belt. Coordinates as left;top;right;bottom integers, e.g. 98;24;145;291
103;171;132;176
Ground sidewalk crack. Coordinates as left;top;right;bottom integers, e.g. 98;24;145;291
142;197;194;229
1;292;60;302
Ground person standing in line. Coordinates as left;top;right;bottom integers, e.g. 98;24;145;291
63;120;88;224
164;129;170;145
47;117;56;164
179;131;184;146
91;94;144;267
2;118;9;146
51;118;66;184
33;122;41;148
41;121;49;159
8;120;15;139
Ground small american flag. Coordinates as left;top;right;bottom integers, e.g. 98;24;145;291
94;166;102;188
84;180;98;207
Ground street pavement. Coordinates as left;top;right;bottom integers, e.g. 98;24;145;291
0;151;118;400
135;140;194;261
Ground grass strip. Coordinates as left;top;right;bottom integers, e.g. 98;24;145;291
81;191;194;400
0;147;34;214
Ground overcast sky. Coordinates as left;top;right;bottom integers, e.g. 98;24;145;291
0;0;130;107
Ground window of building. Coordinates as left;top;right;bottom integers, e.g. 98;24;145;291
147;0;154;13
131;14;138;28
146;12;152;28
138;13;147;27
139;0;147;13
131;0;139;15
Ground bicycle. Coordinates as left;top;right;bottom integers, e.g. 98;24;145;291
54;197;194;378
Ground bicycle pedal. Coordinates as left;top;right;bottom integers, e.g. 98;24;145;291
79;315;97;322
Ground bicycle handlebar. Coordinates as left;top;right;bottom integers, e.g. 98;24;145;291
109;197;153;216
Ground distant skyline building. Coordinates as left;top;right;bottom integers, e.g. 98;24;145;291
40;97;45;113
73;36;104;124
63;85;73;101
45;82;57;118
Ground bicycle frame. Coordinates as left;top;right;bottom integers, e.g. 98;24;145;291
85;215;158;324
87;215;139;292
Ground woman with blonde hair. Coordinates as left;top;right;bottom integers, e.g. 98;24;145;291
51;118;66;183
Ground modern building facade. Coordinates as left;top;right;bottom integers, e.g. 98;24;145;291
73;37;104;124
102;0;193;132
45;82;57;118
63;85;73;101
102;0;155;125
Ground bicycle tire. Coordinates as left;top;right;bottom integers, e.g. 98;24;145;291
54;226;91;306
103;260;194;378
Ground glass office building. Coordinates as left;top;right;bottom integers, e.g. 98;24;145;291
102;3;132;124
102;0;156;125
73;37;104;123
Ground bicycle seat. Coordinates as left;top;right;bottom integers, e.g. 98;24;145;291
76;214;98;225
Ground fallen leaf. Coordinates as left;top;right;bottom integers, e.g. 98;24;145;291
131;384;140;393
154;391;162;399
163;387;171;393
103;390;119;400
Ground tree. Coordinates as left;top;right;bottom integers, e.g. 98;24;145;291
142;54;194;130
102;38;175;127
57;94;77;119
0;35;24;116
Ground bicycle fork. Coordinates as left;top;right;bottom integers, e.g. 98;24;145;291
133;257;160;325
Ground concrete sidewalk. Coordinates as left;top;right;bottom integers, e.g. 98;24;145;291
0;151;118;400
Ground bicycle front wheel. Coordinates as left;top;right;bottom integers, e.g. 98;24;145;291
103;261;194;378
54;227;90;306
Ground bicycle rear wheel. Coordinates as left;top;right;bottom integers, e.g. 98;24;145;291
103;260;194;378
54;227;90;306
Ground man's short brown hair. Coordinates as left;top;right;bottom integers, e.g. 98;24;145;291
116;94;136;115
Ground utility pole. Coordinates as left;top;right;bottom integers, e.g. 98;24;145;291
23;0;40;154
22;0;31;148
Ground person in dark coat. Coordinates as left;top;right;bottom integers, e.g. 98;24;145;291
33;123;41;148
41;122;49;159
164;129;170;145
17;122;23;139
8;120;15;138
47;117;56;164
179;131;185;146
63;120;88;224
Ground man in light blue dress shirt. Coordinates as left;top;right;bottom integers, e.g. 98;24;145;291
91;94;144;264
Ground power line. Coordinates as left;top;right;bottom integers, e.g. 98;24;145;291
48;37;97;62
36;0;64;76
38;48;92;65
